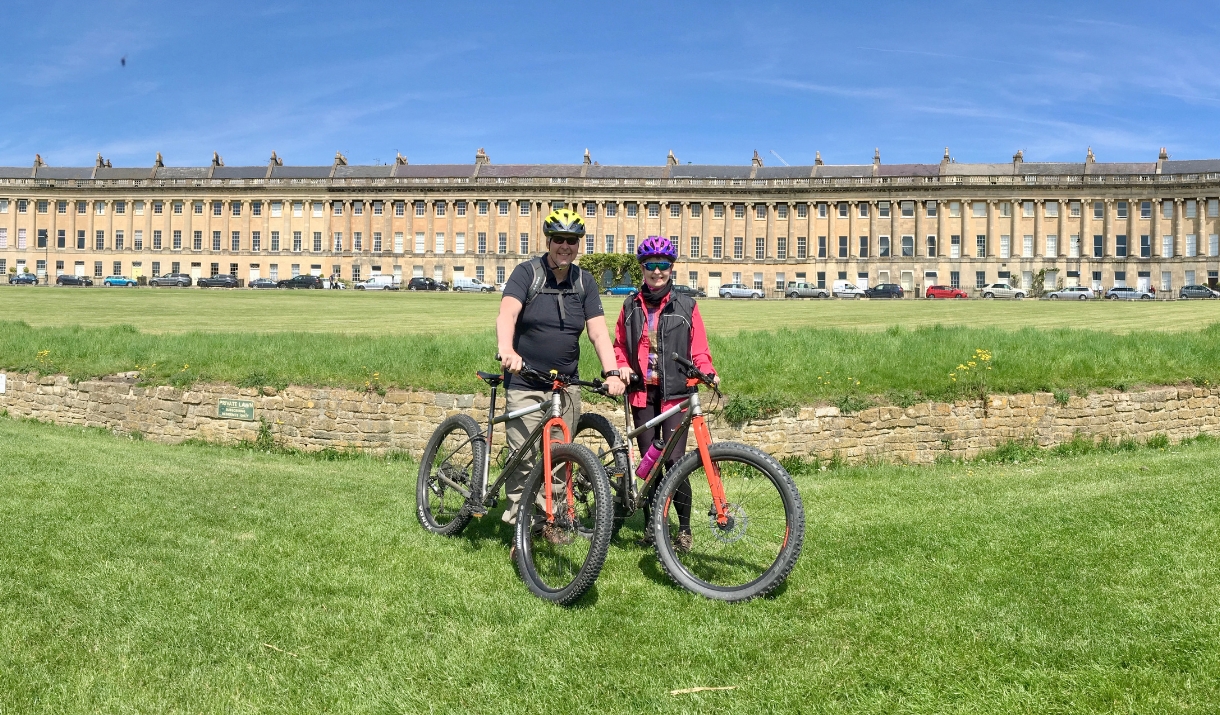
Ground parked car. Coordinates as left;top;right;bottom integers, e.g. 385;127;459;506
56;274;93;287
1180;284;1220;299
149;273;192;287
8;273;38;285
102;275;137;287
355;275;400;291
864;283;904;299
406;277;448;291
1045;286;1095;300
925;285;968;299
1105;286;1154;300
197;274;238;288
980;283;1025;299
248;277;278;289
718;283;764;299
452;276;495;293
605;284;638;296
785;281;830;299
672;284;706;298
277;275;323;289
831;280;865;299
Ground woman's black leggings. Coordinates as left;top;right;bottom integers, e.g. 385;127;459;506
633;386;692;531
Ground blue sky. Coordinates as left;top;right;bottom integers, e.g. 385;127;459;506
2;1;1219;168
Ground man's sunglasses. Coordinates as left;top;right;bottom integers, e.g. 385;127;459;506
642;261;672;272
548;235;580;245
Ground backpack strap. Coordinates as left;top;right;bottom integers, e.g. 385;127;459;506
519;257;584;323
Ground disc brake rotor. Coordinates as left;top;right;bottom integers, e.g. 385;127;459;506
707;502;748;543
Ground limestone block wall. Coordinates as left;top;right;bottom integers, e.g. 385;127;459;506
2;372;1218;464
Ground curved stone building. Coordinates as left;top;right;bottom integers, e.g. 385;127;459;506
1;147;1217;294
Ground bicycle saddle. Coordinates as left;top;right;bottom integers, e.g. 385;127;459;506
476;371;503;386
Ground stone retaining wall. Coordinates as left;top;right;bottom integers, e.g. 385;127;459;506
2;372;1219;463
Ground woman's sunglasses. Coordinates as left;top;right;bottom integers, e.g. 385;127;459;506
642;261;672;272
548;235;580;245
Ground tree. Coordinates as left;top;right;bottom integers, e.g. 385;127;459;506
577;254;641;291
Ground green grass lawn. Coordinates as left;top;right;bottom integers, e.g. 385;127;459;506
3;417;1219;713
3;284;1219;334
4;320;1220;407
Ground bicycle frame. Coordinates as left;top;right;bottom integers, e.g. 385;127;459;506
478;377;574;523
620;377;730;526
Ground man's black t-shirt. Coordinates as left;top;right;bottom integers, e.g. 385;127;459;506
503;258;604;390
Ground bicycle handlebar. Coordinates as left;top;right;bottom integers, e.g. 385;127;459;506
672;353;721;395
495;354;610;395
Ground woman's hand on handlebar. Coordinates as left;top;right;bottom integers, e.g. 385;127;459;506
499;350;524;374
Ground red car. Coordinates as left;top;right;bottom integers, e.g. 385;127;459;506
925;285;968;299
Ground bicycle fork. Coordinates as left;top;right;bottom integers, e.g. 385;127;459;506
541;388;573;525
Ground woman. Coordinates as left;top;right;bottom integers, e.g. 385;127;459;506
612;236;717;552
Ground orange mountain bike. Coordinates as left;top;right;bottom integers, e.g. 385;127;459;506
573;354;805;602
416;362;613;606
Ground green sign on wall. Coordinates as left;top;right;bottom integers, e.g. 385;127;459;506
218;398;255;421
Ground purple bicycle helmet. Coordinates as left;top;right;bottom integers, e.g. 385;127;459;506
636;235;677;262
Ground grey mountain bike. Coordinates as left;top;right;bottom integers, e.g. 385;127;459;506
416;362;613;607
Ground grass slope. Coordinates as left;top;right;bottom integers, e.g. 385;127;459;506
3;285;1219;334
2;418;1219;712
3;320;1220;404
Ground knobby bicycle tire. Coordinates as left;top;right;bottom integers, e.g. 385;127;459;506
652;441;804;602
514;442;613;606
416;414;485;537
572;412;631;539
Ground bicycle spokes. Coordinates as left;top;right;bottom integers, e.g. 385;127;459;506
662;454;793;591
521;449;602;592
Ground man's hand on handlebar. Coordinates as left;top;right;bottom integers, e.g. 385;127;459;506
498;350;524;374
603;375;626;396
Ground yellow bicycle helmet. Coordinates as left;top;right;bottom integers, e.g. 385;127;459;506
542;208;586;238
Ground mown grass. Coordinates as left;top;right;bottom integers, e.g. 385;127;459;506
4;320;1220;408
3;417;1220;712
2;285;1219;334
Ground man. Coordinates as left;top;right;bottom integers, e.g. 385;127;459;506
496;207;626;528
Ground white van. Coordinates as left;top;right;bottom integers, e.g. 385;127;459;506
453;277;496;293
355;275;399;290
832;280;865;298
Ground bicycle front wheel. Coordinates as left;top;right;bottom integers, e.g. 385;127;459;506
514;443;613;606
652;441;804;602
416;414;485;536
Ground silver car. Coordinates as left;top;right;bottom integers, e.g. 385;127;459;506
718;283;764;299
785;281;830;299
1105;286;1154;300
1045;286;1095;300
979;283;1025;299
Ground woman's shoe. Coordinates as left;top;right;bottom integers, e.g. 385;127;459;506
674;530;693;553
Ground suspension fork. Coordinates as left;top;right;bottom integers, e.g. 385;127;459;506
690;394;730;526
540;385;572;523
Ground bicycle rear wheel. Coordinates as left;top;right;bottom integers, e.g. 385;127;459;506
514;443;613;606
652;441;804;602
572;412;631;539
416;414;485;536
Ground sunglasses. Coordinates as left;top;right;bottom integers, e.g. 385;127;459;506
642;261;673;272
548;235;580;245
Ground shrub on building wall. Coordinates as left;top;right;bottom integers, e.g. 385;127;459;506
578;254;640;291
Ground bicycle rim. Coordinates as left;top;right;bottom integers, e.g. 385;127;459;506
515;443;612;605
417;415;483;535
654;442;804;601
572;413;631;536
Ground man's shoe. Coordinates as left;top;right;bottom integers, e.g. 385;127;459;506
542;523;573;546
674;530;693;554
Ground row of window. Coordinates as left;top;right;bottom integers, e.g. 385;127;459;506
7;197;1220;222
5;224;1218;262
